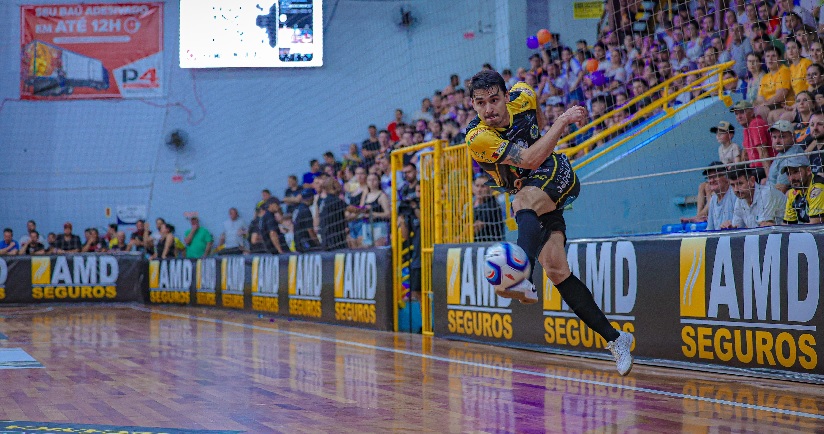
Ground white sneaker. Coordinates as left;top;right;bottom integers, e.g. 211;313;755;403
495;279;539;304
605;330;634;376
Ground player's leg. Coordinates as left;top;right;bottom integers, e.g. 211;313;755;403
491;186;553;304
509;153;570;285
534;153;635;374
539;230;619;342
538;229;634;375
512;185;555;277
497;156;567;303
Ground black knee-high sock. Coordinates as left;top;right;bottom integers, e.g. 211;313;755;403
555;274;620;342
515;210;543;280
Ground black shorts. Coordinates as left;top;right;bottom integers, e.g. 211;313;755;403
522;153;580;208
538;208;567;245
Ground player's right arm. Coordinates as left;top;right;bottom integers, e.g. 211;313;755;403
501;106;587;170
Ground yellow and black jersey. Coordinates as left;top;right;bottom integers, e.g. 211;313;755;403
784;175;824;223
466;82;542;190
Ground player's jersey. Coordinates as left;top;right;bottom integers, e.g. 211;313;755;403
784;175;824;223
466;82;542;190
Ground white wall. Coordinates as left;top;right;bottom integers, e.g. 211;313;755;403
547;0;601;47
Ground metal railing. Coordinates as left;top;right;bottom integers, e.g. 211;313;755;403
390;140;474;334
390;141;438;332
556;60;736;169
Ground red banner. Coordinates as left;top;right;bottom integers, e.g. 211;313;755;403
20;3;163;99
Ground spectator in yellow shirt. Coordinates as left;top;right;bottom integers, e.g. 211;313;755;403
785;38;811;96
756;46;794;124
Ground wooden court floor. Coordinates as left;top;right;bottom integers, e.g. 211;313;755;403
0;304;821;433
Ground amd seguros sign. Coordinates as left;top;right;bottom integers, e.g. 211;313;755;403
148;249;393;330
679;234;819;371
0;255;145;303
439;242;639;351
434;231;824;378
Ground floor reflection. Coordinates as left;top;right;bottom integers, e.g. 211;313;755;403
0;305;818;433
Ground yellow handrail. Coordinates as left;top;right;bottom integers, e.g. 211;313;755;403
557;61;736;161
558;60;734;147
572;81;735;171
559;75;737;161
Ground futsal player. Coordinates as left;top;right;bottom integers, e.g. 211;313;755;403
466;70;634;375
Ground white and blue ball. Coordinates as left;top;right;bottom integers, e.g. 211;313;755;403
483;242;530;288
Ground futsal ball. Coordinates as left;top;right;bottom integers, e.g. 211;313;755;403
483;243;531;288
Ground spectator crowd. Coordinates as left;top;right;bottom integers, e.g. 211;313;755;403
685;102;824;230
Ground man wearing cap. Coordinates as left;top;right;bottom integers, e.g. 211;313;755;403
183;216;213;259
53;222;82;253
783;156;824;224
767;119;806;193
703;163;737;231
710;121;742;165
721;165;787;229
732;100;776;177
293;189;320;252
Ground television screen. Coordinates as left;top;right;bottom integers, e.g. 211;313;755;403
180;0;322;68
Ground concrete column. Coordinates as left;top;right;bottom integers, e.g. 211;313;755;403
494;0;528;71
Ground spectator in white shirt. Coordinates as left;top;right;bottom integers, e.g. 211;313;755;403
605;48;627;84
670;45;691;72
411;98;434;122
710;121;743;165
721;165;787;228
17;220;37;246
219;207;247;254
703;165;737;231
767;119;806;193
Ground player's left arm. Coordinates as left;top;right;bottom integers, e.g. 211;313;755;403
501;106;587;170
